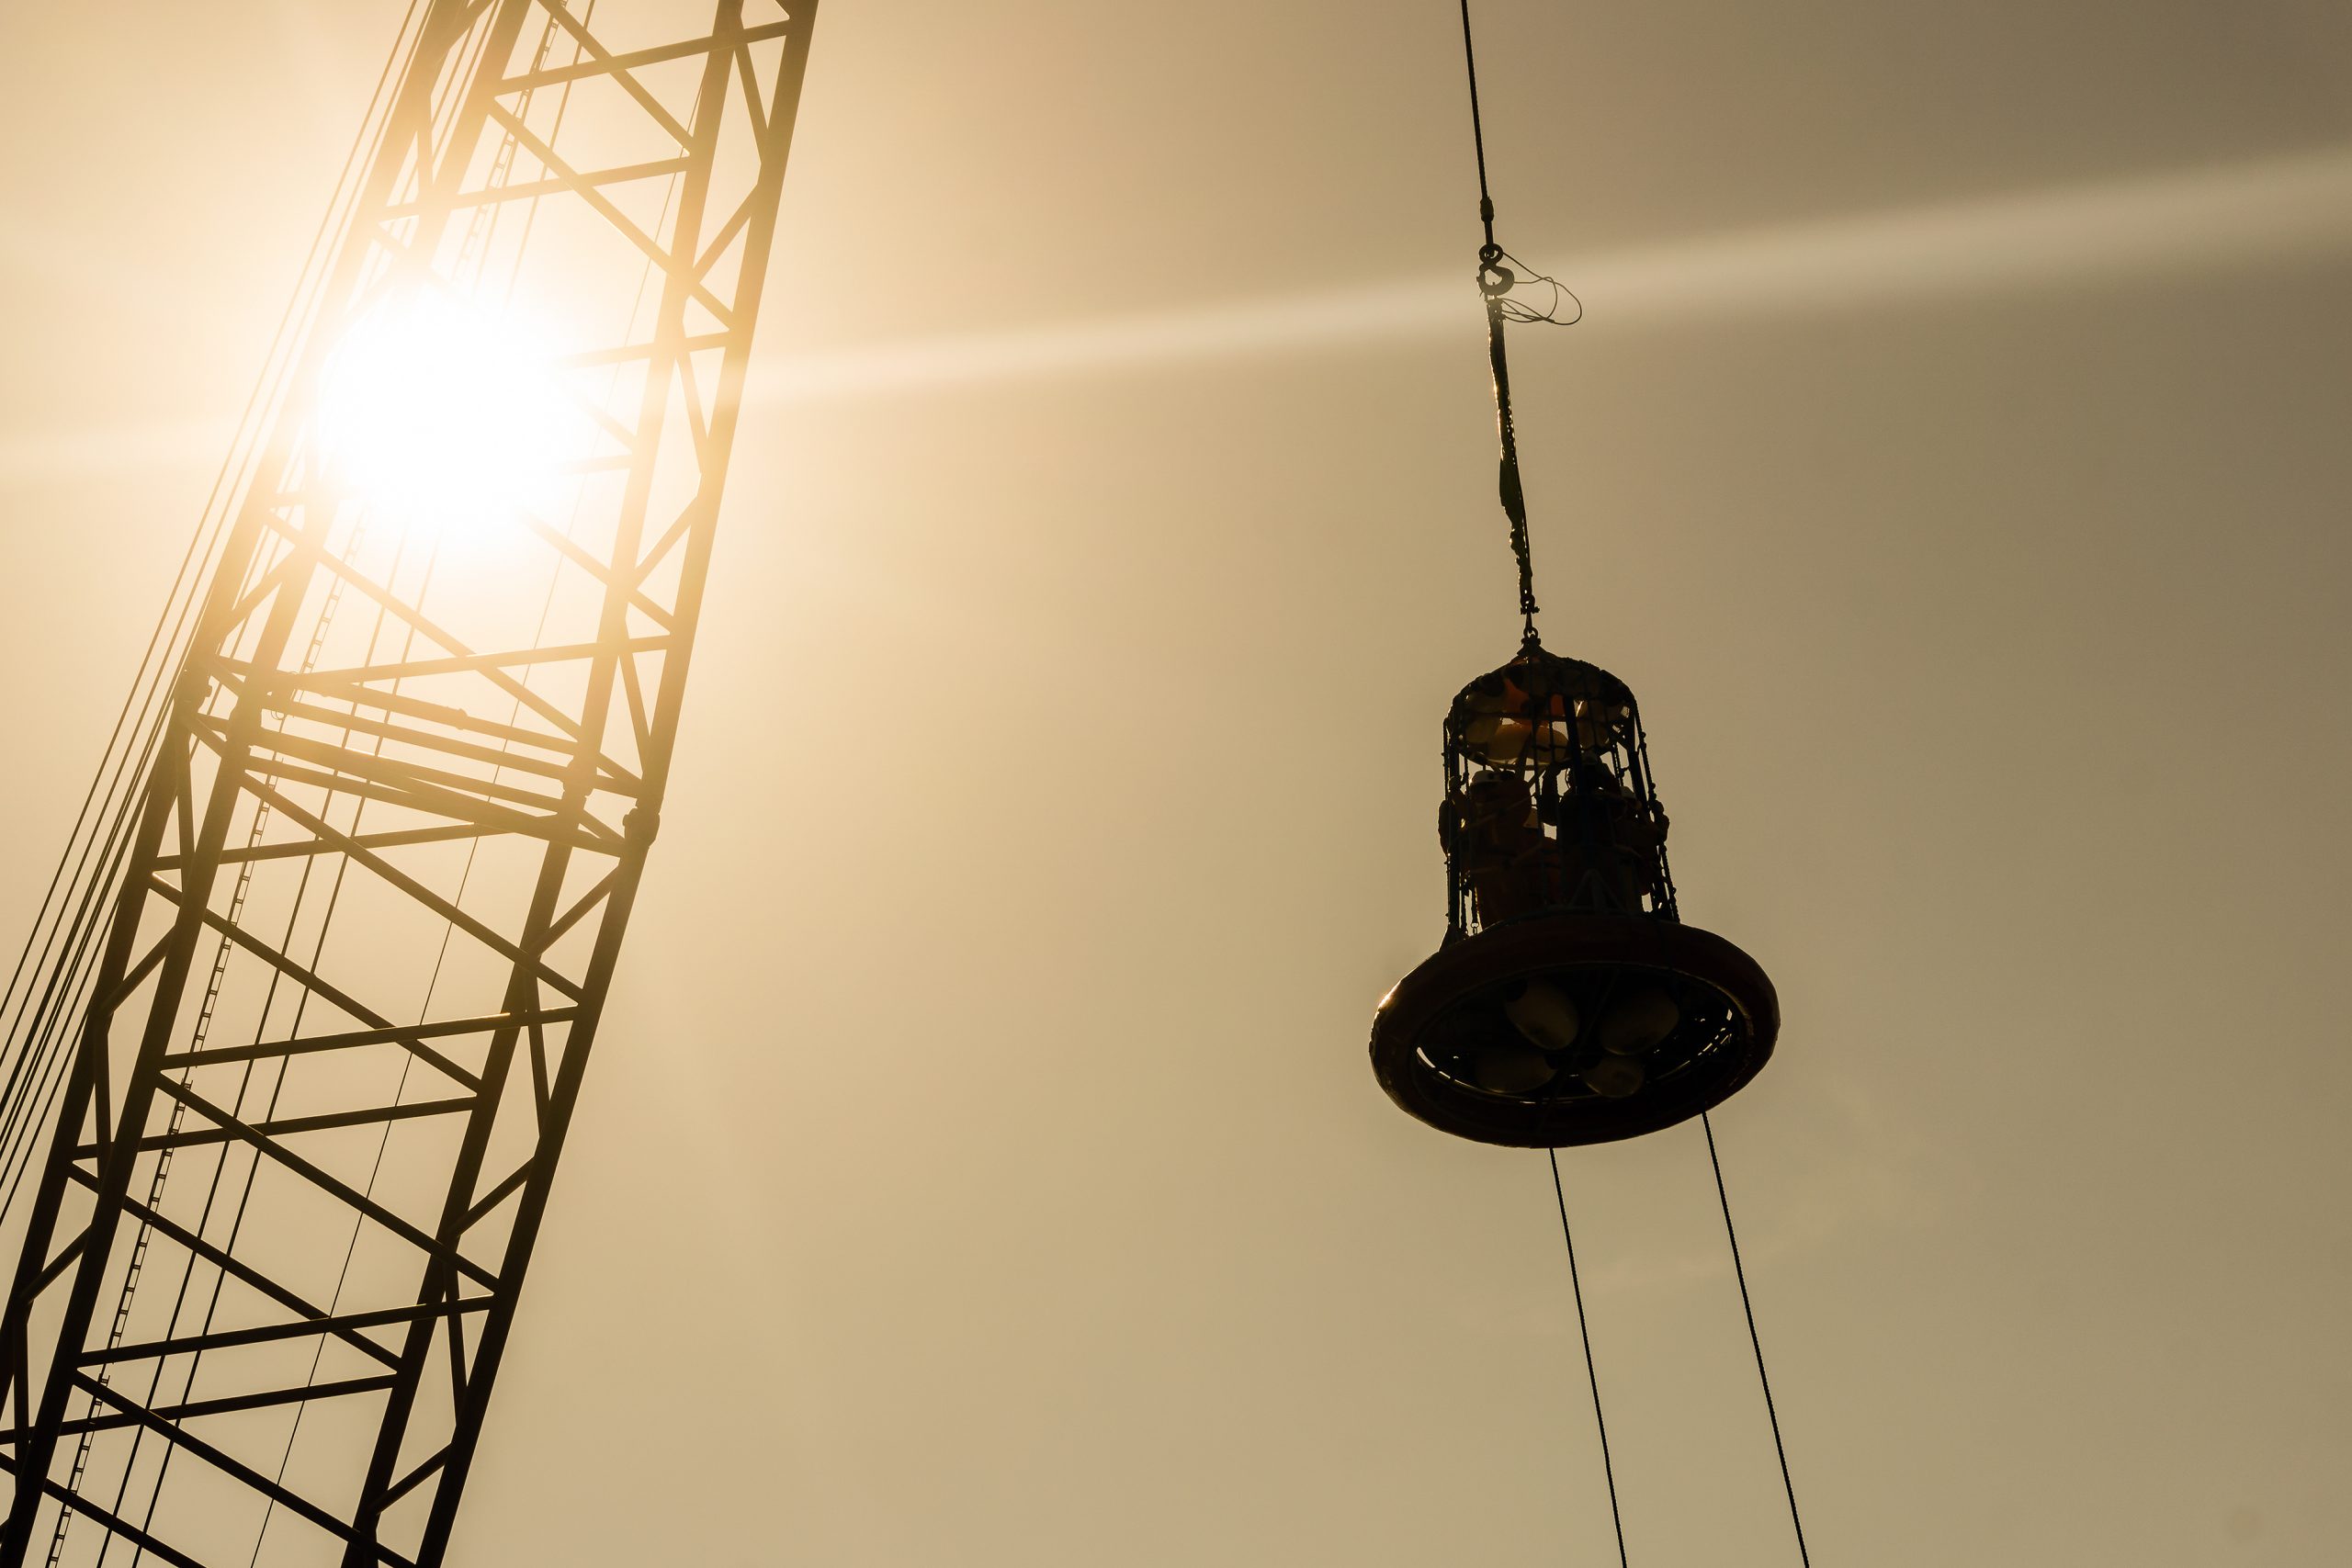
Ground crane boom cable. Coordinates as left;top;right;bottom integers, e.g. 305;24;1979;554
0;774;153;1215
84;512;414;1554
28;6;438;1547
111;21;607;1551
72;38;435;1562
190;547;433;1565
114;479;451;1555
0;0;429;1231
96;523;401;1566
211;24;653;1561
0;6;821;1554
140;12;645;1549
61;529;373;1566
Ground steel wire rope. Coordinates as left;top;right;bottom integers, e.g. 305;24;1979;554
0;587;268;1215
1457;0;1498;255
1457;0;1540;636
45;9;477;1551
25;90;423;1568
82;15;642;1557
77;481;392;1566
0;634;237;1223
28;2;431;1542
1453;7;1814;1565
0;422;239;1156
246;48;711;1564
0;0;432;1237
73;406;415;1555
110;0;524;1401
105;532;422;1563
55;581;357;1558
89;418;430;1558
94;493;424;1559
113;534;429;1568
83;522;391;1568
1702;1113;1811;1566
0;649;187;1184
119;184;492;1568
0;739;168;1217
1460;11;1617;1550
0;0;427;1050
20;6;431;1536
244;55;695;1561
1548;1149;1629;1568
132;16;702;1553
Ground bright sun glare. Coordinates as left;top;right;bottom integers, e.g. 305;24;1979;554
315;290;573;533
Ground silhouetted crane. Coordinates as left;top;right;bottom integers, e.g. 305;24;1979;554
0;4;817;1562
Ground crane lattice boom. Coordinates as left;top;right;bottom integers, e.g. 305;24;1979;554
0;3;814;1562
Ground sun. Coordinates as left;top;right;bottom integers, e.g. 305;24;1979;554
314;288;575;535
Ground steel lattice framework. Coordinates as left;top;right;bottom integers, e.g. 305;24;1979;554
0;2;814;1562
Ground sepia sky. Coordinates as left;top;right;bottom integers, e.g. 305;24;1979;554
2;1;2349;1563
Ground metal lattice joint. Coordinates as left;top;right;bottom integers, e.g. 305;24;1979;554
0;3;817;1562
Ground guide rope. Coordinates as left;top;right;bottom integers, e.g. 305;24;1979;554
1549;1149;1630;1567
1702;1113;1813;1565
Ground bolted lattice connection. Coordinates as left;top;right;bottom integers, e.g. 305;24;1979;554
0;4;817;1562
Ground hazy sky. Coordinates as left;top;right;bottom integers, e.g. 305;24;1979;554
3;2;2349;1563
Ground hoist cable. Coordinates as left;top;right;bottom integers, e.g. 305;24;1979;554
1702;1114;1813;1566
232;20;645;1558
1548;1149;1630;1568
1455;0;1539;636
115;524;424;1565
0;0;431;1247
43;6;432;1551
219;559;427;1568
120;18;593;1553
1457;0;1498;255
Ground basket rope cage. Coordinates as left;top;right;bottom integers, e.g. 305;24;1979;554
1372;636;1778;1147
